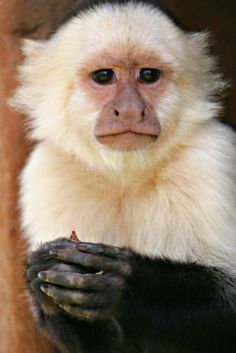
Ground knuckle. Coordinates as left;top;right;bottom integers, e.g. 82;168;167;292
116;276;125;287
96;243;105;254
71;292;79;302
74;292;84;304
77;275;86;286
66;275;76;287
108;274;122;286
123;249;134;258
79;253;88;264
121;262;132;276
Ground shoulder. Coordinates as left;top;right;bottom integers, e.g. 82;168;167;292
187;120;235;167
163;120;236;194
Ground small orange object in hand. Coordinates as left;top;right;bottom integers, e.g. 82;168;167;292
70;230;80;242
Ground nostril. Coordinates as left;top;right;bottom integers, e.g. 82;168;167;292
114;109;120;117
141;110;145;118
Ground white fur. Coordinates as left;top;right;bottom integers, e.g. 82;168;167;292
11;3;236;272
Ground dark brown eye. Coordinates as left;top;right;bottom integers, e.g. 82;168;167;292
138;68;161;84
91;69;116;85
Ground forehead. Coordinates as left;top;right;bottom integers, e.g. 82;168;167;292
52;3;186;68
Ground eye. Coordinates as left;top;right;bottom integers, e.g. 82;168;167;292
138;68;161;84
91;69;116;85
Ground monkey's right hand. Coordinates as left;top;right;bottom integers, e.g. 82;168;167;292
26;239;124;353
26;238;82;315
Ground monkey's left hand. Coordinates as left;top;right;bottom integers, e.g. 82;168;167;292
38;242;134;321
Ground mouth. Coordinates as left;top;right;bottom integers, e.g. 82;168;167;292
96;131;158;151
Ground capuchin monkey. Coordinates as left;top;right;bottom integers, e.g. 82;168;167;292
11;0;236;352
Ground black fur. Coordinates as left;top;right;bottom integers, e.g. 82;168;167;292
39;311;122;353
27;239;236;353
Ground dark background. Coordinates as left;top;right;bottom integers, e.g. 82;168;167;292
0;1;235;353
166;0;236;126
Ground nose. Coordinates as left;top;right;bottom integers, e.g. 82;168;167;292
112;86;147;123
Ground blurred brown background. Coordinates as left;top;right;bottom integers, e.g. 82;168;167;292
0;1;235;353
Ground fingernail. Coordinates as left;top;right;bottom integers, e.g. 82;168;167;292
40;284;49;293
49;250;59;256
38;272;46;280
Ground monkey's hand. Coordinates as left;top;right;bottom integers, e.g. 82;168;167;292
26;238;85;315
37;242;134;321
27;240;125;353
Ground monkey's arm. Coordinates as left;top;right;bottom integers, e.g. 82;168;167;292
37;311;121;353
28;240;236;353
120;256;236;353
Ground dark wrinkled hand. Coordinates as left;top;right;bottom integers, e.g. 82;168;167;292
26;238;84;314
37;241;134;321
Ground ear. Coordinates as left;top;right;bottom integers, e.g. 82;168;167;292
21;39;45;58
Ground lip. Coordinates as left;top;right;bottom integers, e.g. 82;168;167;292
96;128;159;138
96;131;158;151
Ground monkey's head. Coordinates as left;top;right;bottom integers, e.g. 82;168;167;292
12;1;224;175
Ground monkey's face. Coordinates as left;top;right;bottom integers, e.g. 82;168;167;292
83;53;170;151
12;3;223;174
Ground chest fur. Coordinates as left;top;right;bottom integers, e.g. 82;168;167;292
22;145;236;270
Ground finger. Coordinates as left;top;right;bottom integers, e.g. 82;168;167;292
77;242;133;259
27;238;78;266
27;263;57;281
30;279;60;314
50;263;91;275
31;278;54;305
49;250;132;277
40;284;110;307
27;262;77;281
27;252;55;267
38;271;124;291
50;263;82;273
30;277;43;294
59;304;113;321
38;238;78;252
